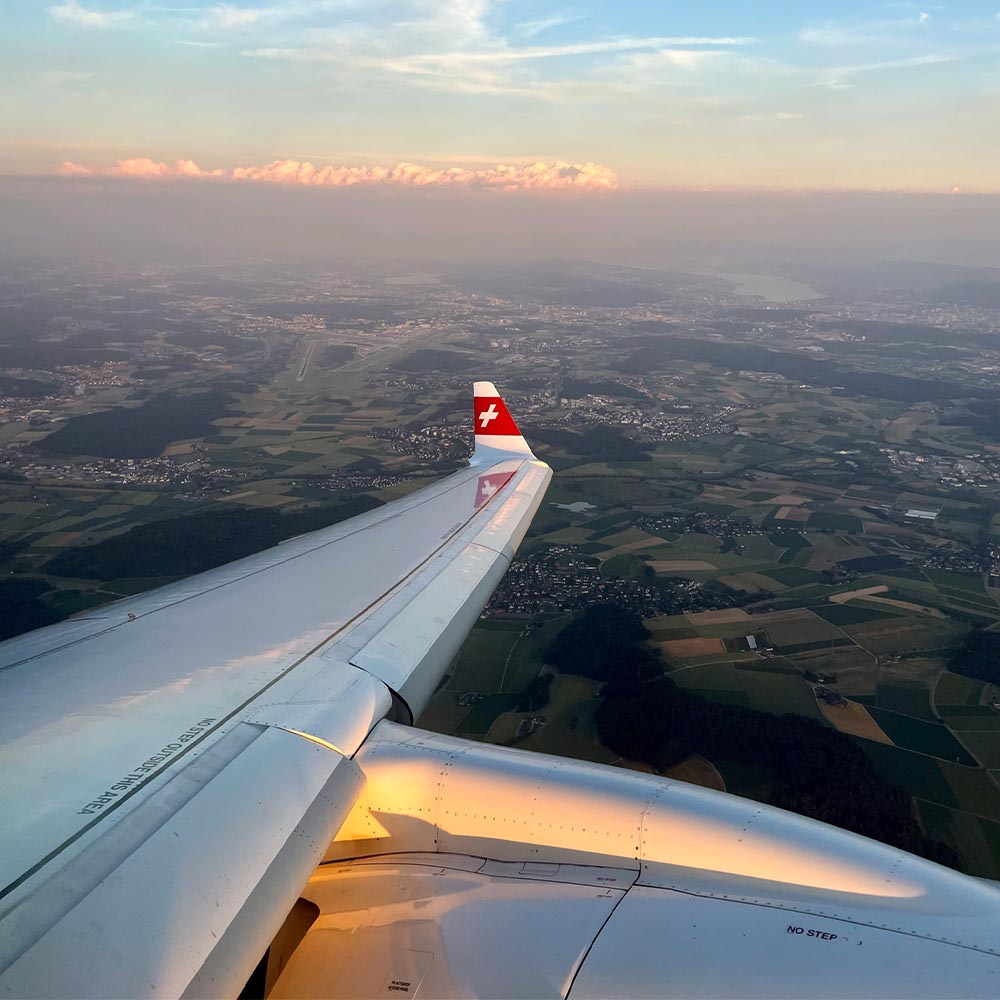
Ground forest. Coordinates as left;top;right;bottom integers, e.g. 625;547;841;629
948;628;1000;686
619;336;989;404
547;605;958;867
37;391;236;459
0;579;63;642
46;495;383;580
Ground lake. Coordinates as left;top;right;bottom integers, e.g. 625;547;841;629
708;272;826;303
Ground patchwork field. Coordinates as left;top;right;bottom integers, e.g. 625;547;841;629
648;559;716;572
819;698;894;744
659;636;726;659
7;316;1000;879
671;661;826;719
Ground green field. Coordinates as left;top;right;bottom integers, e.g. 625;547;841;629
859;742;959;807
940;760;1000;815
926;569;990;595
672;661;825;719
939;709;1000;731
807;512;864;531
876;683;936;722
846;618;967;655
776;637;856;655
502;614;577;693
955;732;1000;769
935;671;985;707
449;623;524;693
764;613;845;646
812;604;900;626
508;674;611;763
867;708;975;764
763;567;828;587
459;694;521;734
650;626;700;640
601;553;650;579
917;801;1000;878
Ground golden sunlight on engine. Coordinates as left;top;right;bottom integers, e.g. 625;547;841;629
326;723;926;899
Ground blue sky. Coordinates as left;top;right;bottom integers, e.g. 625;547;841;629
1;1;998;190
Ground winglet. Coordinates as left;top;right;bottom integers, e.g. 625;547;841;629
473;381;535;462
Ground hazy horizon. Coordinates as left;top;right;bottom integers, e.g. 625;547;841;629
3;177;999;273
3;2;1000;274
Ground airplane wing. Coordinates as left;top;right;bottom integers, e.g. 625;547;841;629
0;382;550;997
3;382;1000;999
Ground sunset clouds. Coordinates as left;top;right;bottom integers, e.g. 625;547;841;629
58;158;619;192
9;2;999;193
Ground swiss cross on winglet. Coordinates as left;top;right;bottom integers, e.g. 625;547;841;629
474;395;519;436
475;471;515;508
472;380;535;460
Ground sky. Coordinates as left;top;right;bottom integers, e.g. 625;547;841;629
1;0;999;192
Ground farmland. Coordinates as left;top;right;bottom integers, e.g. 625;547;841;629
6;258;1000;878
419;379;1000;875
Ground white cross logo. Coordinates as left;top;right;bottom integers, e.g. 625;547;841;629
480;479;498;499
478;402;499;429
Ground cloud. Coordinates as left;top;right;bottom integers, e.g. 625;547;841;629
195;0;381;30
820;52;954;87
48;0;134;28
39;70;95;84
58;160;94;175
799;17;926;47
258;34;755;67
653;48;728;70
57;158;226;178
207;3;267;28
739;111;805;123
234;159;618;190
175;159;226;177
244;32;755;99
115;157;175;177
217;0;756;104
393;0;491;43
52;157;618;191
515;13;584;38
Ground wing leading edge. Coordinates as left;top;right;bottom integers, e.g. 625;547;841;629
0;383;551;998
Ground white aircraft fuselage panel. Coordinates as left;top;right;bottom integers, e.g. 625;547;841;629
270;851;1000;1000
317;721;1000;997
270;858;629;1000
570;883;1000;999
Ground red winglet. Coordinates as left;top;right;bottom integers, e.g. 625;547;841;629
474;394;520;436
472;381;535;459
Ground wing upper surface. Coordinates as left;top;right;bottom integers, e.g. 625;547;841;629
0;390;550;928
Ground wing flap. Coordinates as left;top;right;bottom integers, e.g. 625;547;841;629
347;459;551;717
269;856;627;1000
349;542;509;719
0;725;364;998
